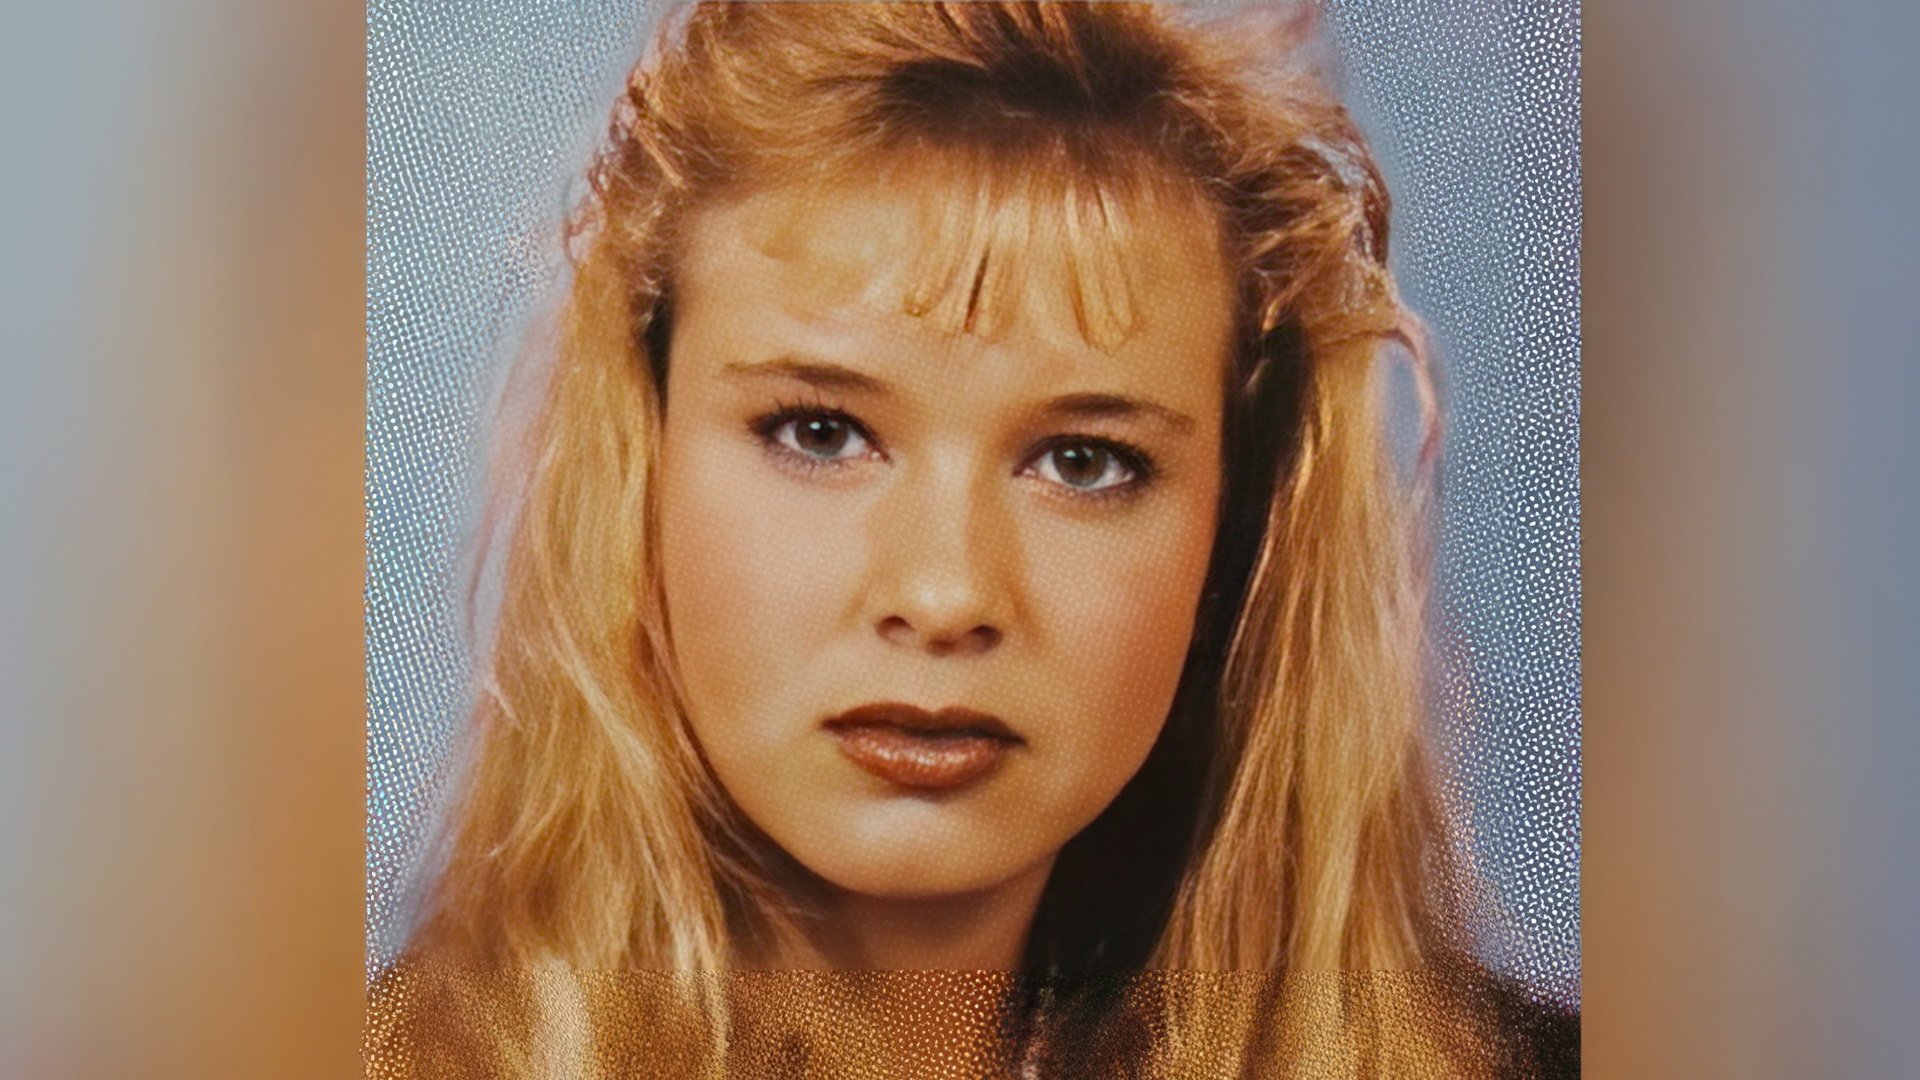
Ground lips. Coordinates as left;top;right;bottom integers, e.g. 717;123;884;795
822;702;1022;791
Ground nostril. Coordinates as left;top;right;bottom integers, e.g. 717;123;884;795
876;615;914;647
876;616;1003;655
927;625;1001;657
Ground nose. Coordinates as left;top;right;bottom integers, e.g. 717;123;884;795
865;455;1016;657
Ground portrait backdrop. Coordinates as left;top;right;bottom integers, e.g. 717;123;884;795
366;0;1580;1005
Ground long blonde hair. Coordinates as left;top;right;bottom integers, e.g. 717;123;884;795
392;2;1503;1073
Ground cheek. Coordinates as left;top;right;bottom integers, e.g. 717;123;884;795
1026;492;1220;809
656;431;855;743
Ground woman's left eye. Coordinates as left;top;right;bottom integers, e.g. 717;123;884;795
1026;440;1146;494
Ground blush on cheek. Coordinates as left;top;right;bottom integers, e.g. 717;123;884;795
660;446;762;708
1092;579;1206;724
1059;503;1217;663
660;435;866;724
1032;513;1217;811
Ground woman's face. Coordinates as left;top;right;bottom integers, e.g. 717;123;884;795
657;167;1234;903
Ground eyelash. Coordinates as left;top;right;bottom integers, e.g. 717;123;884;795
749;397;882;476
1023;435;1158;502
746;401;1159;500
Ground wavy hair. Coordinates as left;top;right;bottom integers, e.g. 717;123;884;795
393;2;1500;1074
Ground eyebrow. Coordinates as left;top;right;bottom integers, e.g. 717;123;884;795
722;357;889;395
1038;392;1196;434
722;357;1196;433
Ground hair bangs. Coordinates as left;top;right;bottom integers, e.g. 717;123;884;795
874;146;1201;353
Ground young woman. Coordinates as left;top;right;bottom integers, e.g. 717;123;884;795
368;2;1578;1075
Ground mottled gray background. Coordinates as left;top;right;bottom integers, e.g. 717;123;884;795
367;0;1581;1003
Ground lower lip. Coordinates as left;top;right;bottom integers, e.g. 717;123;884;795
826;725;1016;790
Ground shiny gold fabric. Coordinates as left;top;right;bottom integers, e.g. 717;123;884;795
366;963;1572;1077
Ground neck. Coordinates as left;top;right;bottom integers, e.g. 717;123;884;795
728;860;1057;1074
749;857;1056;972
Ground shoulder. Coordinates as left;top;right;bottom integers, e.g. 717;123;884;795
364;955;553;1079
365;951;723;1079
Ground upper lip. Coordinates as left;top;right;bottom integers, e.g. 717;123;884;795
822;702;1023;743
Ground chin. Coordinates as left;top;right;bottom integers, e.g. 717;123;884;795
787;813;1049;902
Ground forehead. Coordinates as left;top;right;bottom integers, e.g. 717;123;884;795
671;159;1237;382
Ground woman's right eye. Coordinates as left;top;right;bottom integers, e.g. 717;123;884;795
757;410;877;465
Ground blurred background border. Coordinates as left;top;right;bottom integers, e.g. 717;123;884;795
1;0;1916;1075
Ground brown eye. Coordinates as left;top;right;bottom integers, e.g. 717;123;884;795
765;410;874;462
1054;445;1109;486
793;417;850;456
1030;439;1141;493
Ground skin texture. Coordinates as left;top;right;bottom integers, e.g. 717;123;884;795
656;164;1235;969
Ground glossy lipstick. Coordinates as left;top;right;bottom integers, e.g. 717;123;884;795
823;703;1021;791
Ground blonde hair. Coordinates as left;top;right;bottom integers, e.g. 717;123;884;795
386;2;1508;1074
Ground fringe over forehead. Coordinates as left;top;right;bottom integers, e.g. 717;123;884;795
611;1;1294;356
844;143;1213;352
